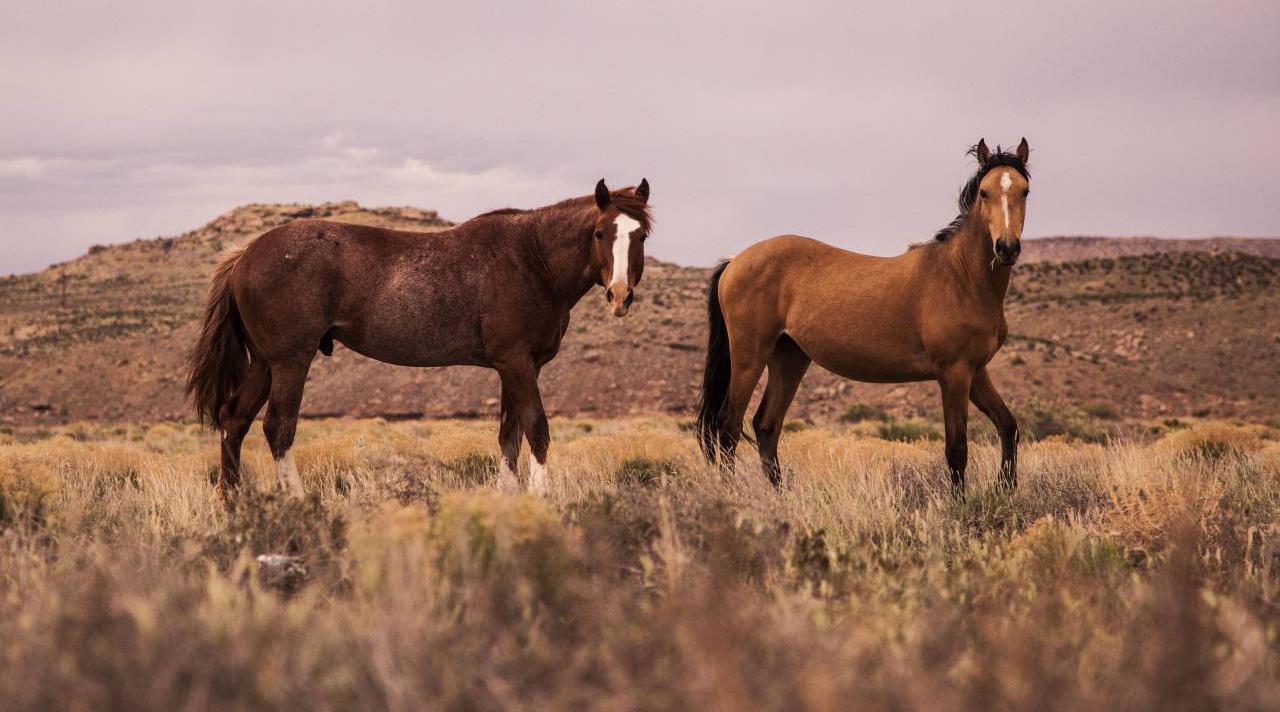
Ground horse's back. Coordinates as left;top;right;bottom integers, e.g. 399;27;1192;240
233;219;418;317
729;234;888;275
720;234;935;382
230;219;491;365
721;234;910;315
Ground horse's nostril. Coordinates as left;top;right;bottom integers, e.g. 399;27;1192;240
605;288;614;302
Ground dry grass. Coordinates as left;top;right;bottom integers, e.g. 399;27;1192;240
1;416;1279;711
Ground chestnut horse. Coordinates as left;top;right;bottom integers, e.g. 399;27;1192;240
187;179;652;498
696;139;1030;492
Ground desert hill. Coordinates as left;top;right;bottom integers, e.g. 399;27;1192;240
1020;235;1280;263
1;203;1276;426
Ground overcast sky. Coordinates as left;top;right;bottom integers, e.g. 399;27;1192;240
2;1;1278;274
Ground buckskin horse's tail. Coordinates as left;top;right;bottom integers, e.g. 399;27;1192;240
185;246;251;429
696;260;733;463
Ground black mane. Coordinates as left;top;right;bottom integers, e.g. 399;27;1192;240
931;145;1030;243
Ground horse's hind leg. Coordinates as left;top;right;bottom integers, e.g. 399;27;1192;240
719;340;769;474
262;357;312;497
216;357;271;497
496;381;522;493
752;337;811;487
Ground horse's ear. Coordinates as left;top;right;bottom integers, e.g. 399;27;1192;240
635;178;650;203
595;179;611;210
1016;137;1030;163
974;139;991;165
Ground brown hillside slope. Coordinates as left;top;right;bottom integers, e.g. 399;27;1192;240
1;203;1276;425
1021;235;1280;263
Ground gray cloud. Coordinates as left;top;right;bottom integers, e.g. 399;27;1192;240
2;0;1278;274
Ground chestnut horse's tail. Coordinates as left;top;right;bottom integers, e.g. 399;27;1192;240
696;260;733;463
185;246;252;429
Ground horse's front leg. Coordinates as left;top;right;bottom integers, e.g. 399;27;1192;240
496;380;522;493
970;366;1019;490
495;359;551;496
938;364;975;495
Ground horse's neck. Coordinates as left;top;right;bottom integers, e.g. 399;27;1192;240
946;219;1011;303
523;207;598;306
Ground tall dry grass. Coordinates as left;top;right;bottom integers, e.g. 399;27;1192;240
1;416;1278;711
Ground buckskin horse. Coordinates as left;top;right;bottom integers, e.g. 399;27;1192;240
187;179;652;498
696;139;1030;493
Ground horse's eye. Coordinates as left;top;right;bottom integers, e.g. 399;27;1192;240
979;189;989;199
594;230;604;240
1023;189;1030;198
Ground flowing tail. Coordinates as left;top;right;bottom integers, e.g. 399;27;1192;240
695;260;733;463
185;246;251;429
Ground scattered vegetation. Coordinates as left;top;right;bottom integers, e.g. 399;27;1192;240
841;402;888;423
1;416;1278;710
613;456;680;488
1021;397;1112;442
875;417;942;442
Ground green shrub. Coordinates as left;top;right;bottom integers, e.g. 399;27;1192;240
841;403;888;423
1022;399;1067;440
1021;399;1110;443
204;489;347;593
947;485;1019;533
0;475;54;531
1081;400;1119;420
876;419;941;442
614;457;679;488
445;453;499;487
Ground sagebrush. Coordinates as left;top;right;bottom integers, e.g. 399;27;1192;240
1;417;1278;711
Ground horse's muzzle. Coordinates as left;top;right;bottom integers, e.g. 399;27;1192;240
995;238;1021;266
606;286;634;317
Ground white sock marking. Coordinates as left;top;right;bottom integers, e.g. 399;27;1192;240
498;460;519;493
275;448;304;496
529;459;549;496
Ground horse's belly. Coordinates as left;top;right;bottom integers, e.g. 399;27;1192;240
814;347;934;383
792;329;935;383
334;318;486;368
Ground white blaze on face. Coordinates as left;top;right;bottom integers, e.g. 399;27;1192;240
610;215;641;292
999;170;1013;230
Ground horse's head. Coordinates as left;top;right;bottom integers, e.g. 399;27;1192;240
972;138;1031;266
592;178;651;317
